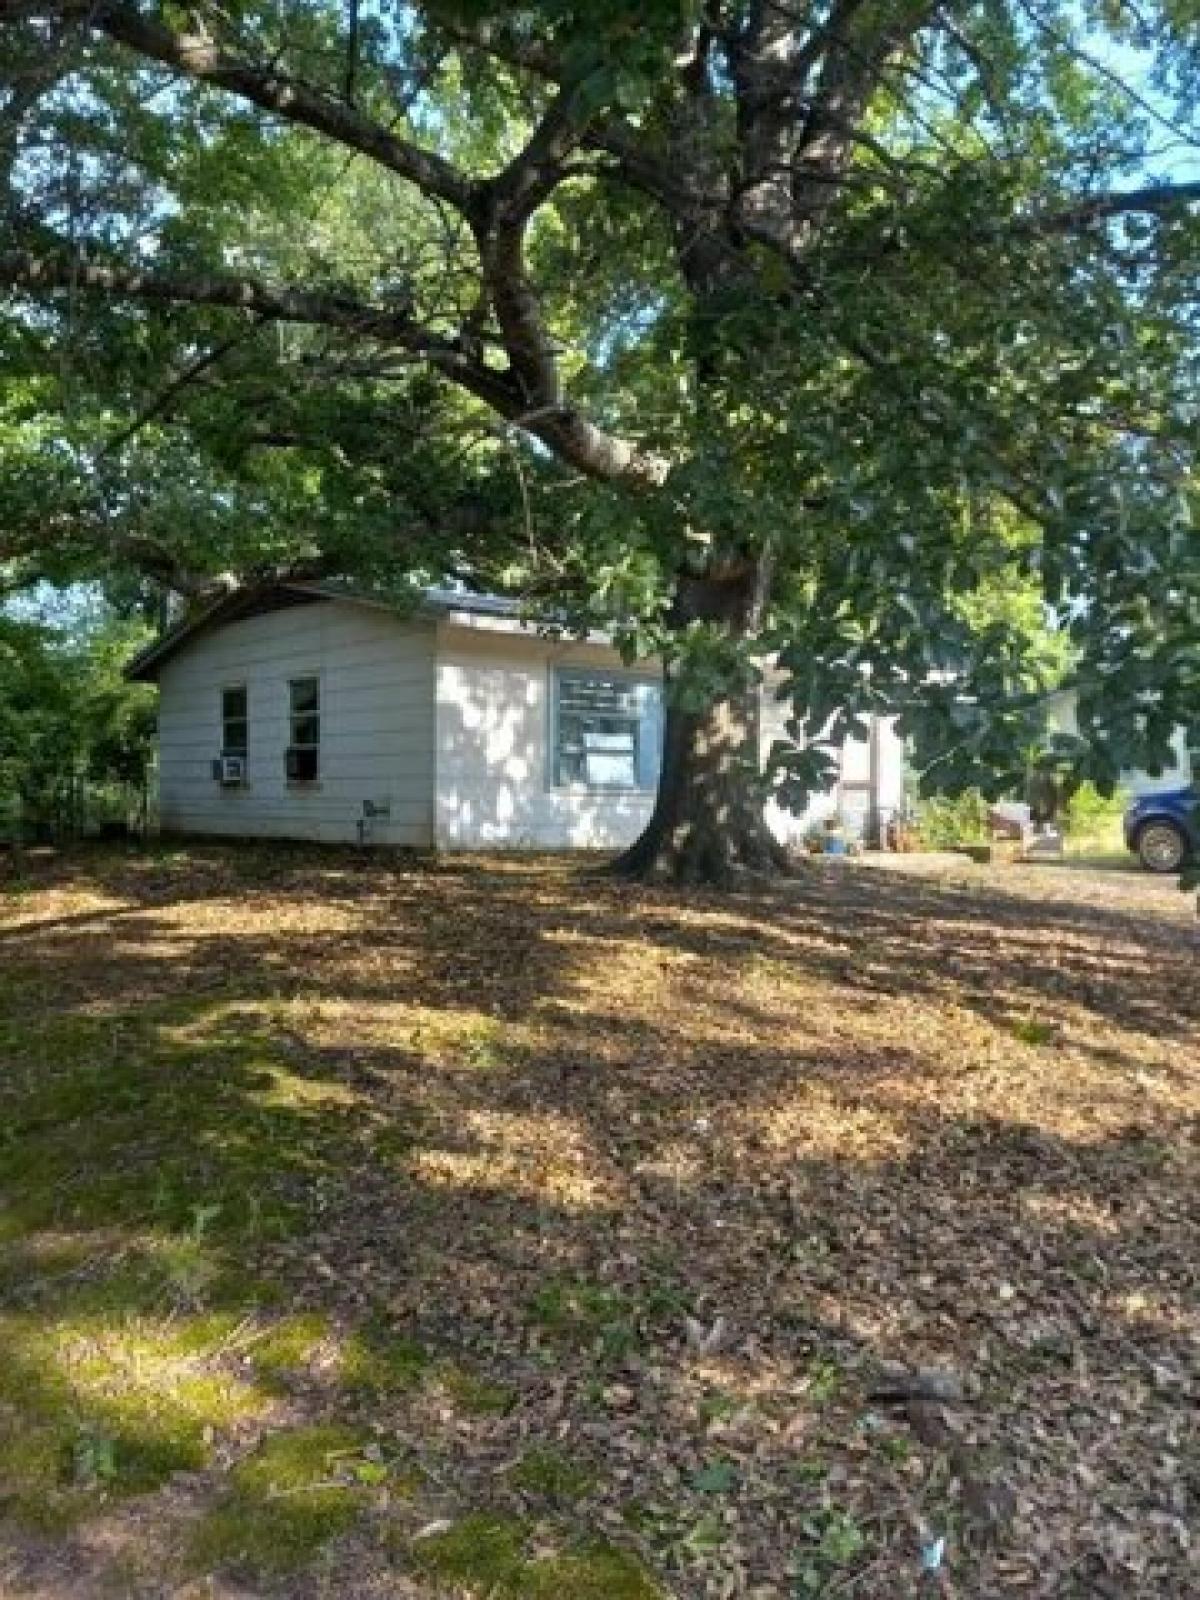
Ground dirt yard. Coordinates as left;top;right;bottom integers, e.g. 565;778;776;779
0;845;1196;1598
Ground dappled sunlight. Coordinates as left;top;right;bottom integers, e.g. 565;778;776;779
411;1107;623;1212
248;1064;364;1112
747;1087;918;1164
1;843;1196;1596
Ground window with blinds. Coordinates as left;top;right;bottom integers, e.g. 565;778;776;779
553;669;662;791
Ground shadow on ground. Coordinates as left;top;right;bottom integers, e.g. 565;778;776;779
0;842;1195;1598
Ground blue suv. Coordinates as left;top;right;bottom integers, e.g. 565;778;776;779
1123;786;1199;873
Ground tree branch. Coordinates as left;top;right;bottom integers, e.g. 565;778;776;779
488;77;603;222
0;244;529;419
431;12;683;208
1;246;448;343
16;0;475;211
471;77;608;417
0;247;668;488
1027;180;1200;234
99;328;254;459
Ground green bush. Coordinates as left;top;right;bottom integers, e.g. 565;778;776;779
1064;781;1126;836
913;790;990;849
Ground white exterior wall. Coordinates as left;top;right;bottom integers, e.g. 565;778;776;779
758;676;906;844
433;626;906;851
156;600;435;844
151;596;908;852
432;620;658;850
1045;689;1192;795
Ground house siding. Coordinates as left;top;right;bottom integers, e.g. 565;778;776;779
432;622;658;850
156;601;436;844
758;675;906;844
1045;689;1192;795
150;595;907;852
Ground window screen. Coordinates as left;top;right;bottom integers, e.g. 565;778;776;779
221;685;248;756
554;670;662;791
288;677;320;779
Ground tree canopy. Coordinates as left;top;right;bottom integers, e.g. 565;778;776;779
0;597;155;838
1;1;1198;876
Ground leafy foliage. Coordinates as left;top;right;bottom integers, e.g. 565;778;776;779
0;603;156;839
1;2;1197;861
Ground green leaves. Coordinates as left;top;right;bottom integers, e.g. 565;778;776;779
0;608;156;838
2;0;1198;867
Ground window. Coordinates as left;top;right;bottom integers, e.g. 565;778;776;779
554;669;662;791
221;685;248;756
287;676;320;781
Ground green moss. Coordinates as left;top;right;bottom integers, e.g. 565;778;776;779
1011;1017;1057;1046
509;1445;596;1502
459;1019;509;1070
187;1425;368;1577
98;1369;264;1483
526;1544;661;1598
528;1279;636;1356
0;1235;94;1297
0;1002;361;1247
155;1311;245;1356
410;1515;659;1598
412;1513;528;1589
250;1311;332;1377
0;1307;271;1520
433;1362;516;1417
339;1324;511;1415
341;1321;429;1395
0;1418;82;1530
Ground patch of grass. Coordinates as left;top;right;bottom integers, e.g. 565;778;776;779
1011;1017;1058;1046
528;1278;637;1358
0;1420;82;1532
433;1362;516;1416
410;1514;659;1598
341;1320;430;1395
340;1321;511;1414
250;1311;332;1378
411;1513;528;1590
0;1307;271;1525
690;1458;739;1494
459;1018;510;1070
697;1390;740;1426
187;1424;369;1577
509;1444;596;1502
0;1004;343;1244
527;1543;663;1599
803;1357;842;1405
793;1508;869;1593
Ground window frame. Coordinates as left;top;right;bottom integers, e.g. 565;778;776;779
287;674;321;782
220;683;248;759
549;664;662;794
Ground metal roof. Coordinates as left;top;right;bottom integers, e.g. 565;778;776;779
124;581;527;681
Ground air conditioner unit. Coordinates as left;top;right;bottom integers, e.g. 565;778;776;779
217;755;246;786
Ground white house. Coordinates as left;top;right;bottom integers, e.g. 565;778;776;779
127;582;906;851
1043;687;1193;796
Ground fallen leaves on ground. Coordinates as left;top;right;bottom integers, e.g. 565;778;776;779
0;843;1195;1598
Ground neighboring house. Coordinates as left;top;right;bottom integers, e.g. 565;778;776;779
1043;687;1193;796
126;582;905;851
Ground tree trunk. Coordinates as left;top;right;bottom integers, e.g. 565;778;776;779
609;563;791;886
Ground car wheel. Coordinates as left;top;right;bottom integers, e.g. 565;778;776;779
1136;820;1187;873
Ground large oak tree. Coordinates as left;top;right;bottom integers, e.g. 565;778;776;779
1;1;1198;879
